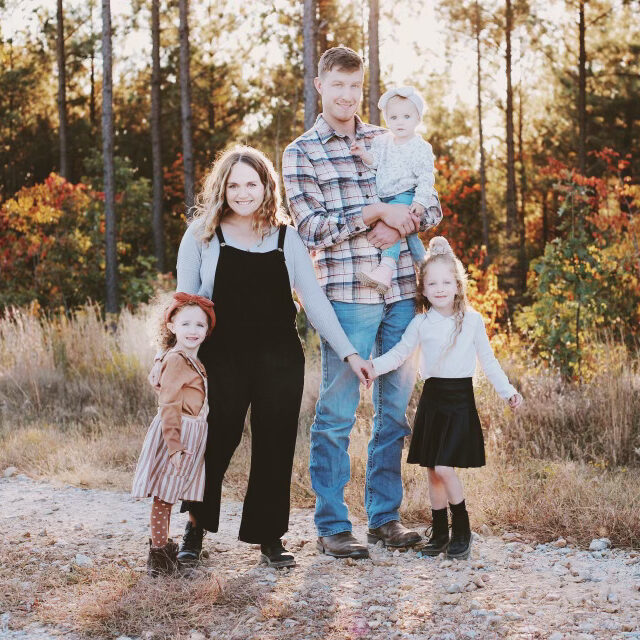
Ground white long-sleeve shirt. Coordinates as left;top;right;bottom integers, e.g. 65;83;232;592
365;133;437;208
176;221;356;361
372;307;518;400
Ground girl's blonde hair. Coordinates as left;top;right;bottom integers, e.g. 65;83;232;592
416;236;469;350
190;145;290;242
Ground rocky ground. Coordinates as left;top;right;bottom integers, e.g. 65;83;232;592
1;472;640;640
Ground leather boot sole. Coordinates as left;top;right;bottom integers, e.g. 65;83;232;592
316;539;369;559
260;553;297;569
446;540;472;559
355;271;391;294
366;532;421;548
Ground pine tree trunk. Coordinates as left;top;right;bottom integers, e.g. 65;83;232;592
151;0;165;272
102;0;118;314
179;0;195;211
90;0;96;127
368;0;380;125
56;0;68;178
505;0;519;292
578;0;586;174
517;88;527;291
475;0;489;263
303;0;317;130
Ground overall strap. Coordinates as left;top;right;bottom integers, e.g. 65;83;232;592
277;225;287;252
215;225;226;246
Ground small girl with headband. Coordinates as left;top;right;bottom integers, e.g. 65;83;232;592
132;292;215;576
363;237;523;559
351;85;438;294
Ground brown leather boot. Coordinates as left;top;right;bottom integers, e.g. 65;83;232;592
316;532;369;559
146;539;179;577
367;520;422;548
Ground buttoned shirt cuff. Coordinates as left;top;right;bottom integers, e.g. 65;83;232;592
342;208;367;236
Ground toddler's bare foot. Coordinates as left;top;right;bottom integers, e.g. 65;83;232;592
355;262;394;294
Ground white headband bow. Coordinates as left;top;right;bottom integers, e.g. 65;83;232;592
378;86;425;119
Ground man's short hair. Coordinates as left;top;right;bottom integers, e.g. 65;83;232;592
318;46;363;77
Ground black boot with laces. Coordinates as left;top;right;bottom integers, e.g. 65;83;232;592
177;520;205;566
260;539;296;569
447;500;472;559
421;508;450;557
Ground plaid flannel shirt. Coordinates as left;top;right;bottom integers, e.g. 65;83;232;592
283;114;443;304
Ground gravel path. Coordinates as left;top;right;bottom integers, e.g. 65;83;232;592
1;473;639;640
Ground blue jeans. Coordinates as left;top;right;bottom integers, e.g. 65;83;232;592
310;298;417;535
380;190;427;263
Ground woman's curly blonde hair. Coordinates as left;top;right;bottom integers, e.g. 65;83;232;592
416;236;469;352
189;145;290;242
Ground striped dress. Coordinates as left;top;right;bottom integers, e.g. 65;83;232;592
131;352;208;503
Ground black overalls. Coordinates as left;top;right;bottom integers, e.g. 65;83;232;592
182;225;305;544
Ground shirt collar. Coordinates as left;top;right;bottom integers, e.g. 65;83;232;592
426;307;456;324
314;113;378;144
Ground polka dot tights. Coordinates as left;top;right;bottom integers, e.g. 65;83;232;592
150;497;173;547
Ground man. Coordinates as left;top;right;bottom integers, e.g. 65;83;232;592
283;46;443;559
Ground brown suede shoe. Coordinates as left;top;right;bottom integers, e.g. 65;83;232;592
146;538;179;577
316;532;369;559
367;521;422;548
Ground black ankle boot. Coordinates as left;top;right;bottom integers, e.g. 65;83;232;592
177;521;204;566
447;500;472;559
260;539;296;569
421;508;449;557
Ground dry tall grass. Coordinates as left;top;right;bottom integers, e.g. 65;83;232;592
1;304;639;546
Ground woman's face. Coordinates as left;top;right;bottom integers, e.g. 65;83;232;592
225;161;265;219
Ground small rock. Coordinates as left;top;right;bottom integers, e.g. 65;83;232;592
441;593;462;605
579;623;596;632
472;575;485;589
480;524;492;536
589;538;611;551
552;538;567;548
3;466;17;478
73;523;84;531
505;612;524;621
116;636;134;640
502;532;521;541
439;560;453;568
73;553;93;568
368;620;380;629
549;634;564;640
545;592;561;602
487;615;502;625
446;583;463;594
283;619;297;628
469;599;482;610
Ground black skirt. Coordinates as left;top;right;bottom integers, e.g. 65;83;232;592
407;377;486;468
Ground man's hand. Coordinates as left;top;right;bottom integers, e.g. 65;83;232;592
367;221;401;250
380;204;422;237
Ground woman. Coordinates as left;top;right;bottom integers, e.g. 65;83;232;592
169;146;370;568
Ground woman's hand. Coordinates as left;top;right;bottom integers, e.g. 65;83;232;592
508;393;523;410
346;353;373;386
169;449;193;472
148;360;163;390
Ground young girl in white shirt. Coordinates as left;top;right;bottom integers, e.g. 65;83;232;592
351;86;437;294
364;236;523;559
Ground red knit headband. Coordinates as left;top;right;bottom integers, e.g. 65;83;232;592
165;292;216;336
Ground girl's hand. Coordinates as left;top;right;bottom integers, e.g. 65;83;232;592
169;449;193;472
148;360;163;390
409;202;425;217
363;359;377;388
350;140;365;156
508;393;523;410
346;353;372;386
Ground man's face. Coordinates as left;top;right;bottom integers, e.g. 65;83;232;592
315;66;364;124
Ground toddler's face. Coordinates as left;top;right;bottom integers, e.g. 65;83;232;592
168;305;209;351
423;261;458;313
384;97;420;140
